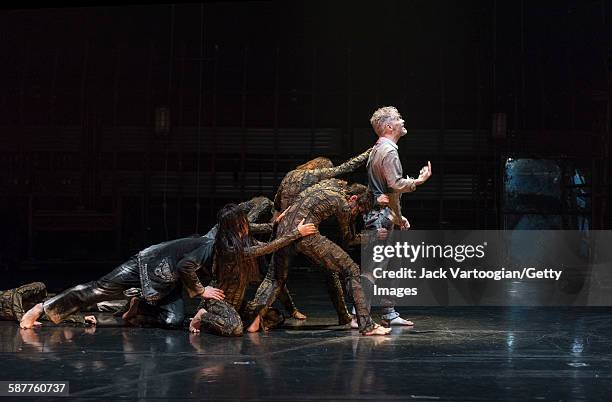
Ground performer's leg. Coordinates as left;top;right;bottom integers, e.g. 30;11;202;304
245;246;293;321
278;284;306;320
3;282;48;321
325;271;352;325
296;236;388;335
260;307;285;330
127;286;185;328
363;209;413;326
41;257;141;325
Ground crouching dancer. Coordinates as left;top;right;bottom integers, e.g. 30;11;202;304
19;237;229;329
188;203;317;336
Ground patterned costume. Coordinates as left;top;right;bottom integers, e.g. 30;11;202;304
272;149;372;324
247;179;377;334
1;282;111;325
196;228;303;336
274;148;371;212
196;197;302;318
0;282;48;322
41;196;301;329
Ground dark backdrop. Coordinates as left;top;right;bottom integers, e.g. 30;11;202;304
0;1;609;275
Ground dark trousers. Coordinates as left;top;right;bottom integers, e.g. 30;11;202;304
43;257;184;328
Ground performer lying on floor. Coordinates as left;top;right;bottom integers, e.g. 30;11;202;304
19;235;228;329
188;203;317;336
1;281;110;326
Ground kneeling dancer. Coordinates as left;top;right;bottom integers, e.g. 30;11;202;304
189;203;317;336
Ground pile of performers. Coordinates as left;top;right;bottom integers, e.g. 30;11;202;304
9;106;431;337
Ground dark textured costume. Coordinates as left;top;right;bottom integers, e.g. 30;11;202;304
197;197;302;317
42;197;295;329
1;282;48;322
247;179;376;334
1;282;106;325
273;148;371;212
196;228;302;336
272;149;371;324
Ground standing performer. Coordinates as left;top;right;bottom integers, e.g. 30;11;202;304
188;203;317;336
271;148;372;325
364;106;432;326
246;179;391;336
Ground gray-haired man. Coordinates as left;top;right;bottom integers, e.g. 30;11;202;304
360;105;432;326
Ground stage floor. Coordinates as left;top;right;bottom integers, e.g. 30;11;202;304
1;274;611;400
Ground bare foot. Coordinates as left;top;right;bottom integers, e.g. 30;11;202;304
362;324;392;336
291;310;307;320
189;308;206;334
121;297;140;322
350;316;359;329
388;316;414;326
84;315;97;326
246;315;261;333
20;303;44;329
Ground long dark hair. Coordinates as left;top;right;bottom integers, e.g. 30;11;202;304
213;203;257;282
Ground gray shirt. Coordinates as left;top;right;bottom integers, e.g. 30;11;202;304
366;137;416;225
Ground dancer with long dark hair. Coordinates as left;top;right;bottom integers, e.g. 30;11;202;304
189;203;317;336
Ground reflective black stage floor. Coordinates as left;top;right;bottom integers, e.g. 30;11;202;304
1;281;612;400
